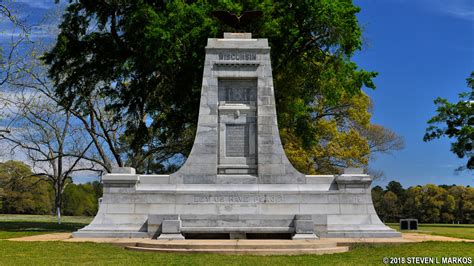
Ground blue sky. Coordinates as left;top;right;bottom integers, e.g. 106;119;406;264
1;0;473;188
354;0;473;187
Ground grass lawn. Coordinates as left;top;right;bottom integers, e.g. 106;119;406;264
0;241;472;265
0;214;92;239
387;223;474;240
0;215;472;265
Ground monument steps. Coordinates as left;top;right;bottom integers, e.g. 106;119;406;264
124;246;350;255
325;231;403;238
133;241;338;250
124;241;350;255
181;226;294;233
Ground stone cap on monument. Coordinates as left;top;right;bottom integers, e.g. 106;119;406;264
111;167;136;174
102;167;138;185
343;168;365;175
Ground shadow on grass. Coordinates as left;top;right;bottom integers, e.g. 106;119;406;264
0;221;88;233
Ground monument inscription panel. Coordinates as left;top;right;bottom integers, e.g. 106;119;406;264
218;78;257;173
226;124;249;157
218;79;257;104
227;87;250;102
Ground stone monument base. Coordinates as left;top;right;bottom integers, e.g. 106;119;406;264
73;168;400;239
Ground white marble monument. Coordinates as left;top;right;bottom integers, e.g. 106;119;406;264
74;33;400;239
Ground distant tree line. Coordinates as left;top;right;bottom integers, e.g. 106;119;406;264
0;161;102;216
372;181;473;224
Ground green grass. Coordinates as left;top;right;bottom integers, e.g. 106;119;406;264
0;214;92;239
0;215;472;265
0;241;471;265
0;214;93;223
387;223;474;240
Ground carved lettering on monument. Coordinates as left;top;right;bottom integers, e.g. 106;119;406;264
226;124;249;157
228;87;249;102
193;194;283;203
193;195;210;203
218;53;257;61
218;81;257;103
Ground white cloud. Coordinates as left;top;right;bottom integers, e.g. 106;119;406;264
0;29;55;40
14;0;56;10
0;0;63;42
373;0;474;21
423;0;474;21
436;164;456;168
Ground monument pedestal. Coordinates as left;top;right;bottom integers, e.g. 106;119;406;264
74;33;399;239
74;168;399;239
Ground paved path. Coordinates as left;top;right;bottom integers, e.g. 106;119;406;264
402;233;474;242
6;232;473;243
8;233;72;242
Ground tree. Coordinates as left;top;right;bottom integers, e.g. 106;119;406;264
91;180;103;199
380;191;399;222
0;1;31;148
363;125;405;155
424;72;474;171
361;123;404;179
282;92;373;174
386;181;406;202
371;185;384;218
440;192;455;223
374;182;470;223
0;2;129;222
0;160;53;214
0;88;96;222
0;3;125;175
0;0;31;86
415;184;454;223
8;60;126;174
43;1;395;174
63;183;99;216
448;186;474;223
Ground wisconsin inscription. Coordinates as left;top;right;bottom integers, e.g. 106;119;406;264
218;52;256;61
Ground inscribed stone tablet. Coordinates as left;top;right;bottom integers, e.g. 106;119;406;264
227;87;250;102
226;124;249;157
218;79;257;104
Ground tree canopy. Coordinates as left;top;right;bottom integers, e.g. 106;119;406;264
43;0;395;174
0;161;54;214
63;181;102;216
0;159;102;216
372;182;471;224
424;72;474;171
